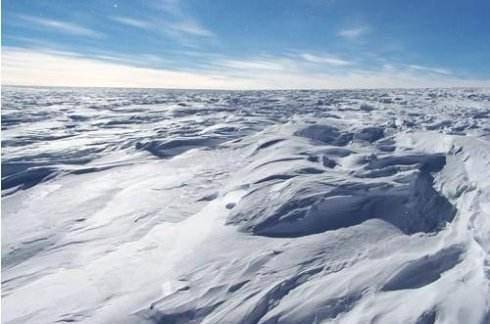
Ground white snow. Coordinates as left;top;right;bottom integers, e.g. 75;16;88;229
2;87;490;323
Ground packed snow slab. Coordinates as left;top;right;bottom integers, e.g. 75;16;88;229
2;87;490;323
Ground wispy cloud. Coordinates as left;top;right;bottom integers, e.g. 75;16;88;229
218;58;290;72
90;52;171;68
216;53;352;74
4;47;488;89
18;15;104;38
1;47;233;88
111;15;213;41
338;26;369;40
154;0;183;16
146;0;215;44
110;16;152;30
166;19;215;38
300;53;352;66
408;64;452;75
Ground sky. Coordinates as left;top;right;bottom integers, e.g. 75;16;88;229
2;0;490;89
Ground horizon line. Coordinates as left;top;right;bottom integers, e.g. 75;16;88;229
3;84;490;92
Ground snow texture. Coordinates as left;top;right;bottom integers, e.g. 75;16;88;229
2;87;490;323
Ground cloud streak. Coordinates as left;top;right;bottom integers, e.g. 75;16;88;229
300;53;352;66
408;64;452;75
18;15;104;38
3;47;489;90
218;58;290;72
110;16;152;30
167;20;215;37
143;0;215;43
338;26;369;40
109;13;214;44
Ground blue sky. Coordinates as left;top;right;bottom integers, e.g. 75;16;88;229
2;0;490;89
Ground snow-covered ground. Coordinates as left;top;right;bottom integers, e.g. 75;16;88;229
2;87;490;323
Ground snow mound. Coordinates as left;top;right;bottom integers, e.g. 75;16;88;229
227;127;455;237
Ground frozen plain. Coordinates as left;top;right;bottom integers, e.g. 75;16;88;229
2;87;490;323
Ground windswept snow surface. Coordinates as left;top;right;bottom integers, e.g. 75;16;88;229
2;87;490;324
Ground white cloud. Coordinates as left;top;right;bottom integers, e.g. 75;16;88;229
338;26;369;40
217;54;350;73
153;0;183;16
142;0;214;43
110;16;152;30
300;53;352;66
3;47;489;90
1;47;236;89
218;58;290;72
408;64;452;75
90;52;170;67
109;14;214;44
166;19;215;38
18;15;104;38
